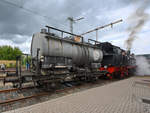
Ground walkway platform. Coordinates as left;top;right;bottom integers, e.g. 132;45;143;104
5;76;150;113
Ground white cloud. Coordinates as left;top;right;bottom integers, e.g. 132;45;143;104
0;0;150;55
0;34;31;54
96;4;135;22
95;4;150;55
132;32;150;54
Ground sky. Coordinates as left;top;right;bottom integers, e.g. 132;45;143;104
0;0;150;55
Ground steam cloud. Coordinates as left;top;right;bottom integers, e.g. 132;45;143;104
125;0;150;50
136;56;150;75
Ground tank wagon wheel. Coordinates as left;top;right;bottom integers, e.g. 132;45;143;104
85;74;97;82
88;77;97;83
12;79;23;88
41;82;61;91
12;83;19;88
85;76;91;82
36;81;43;88
12;83;22;88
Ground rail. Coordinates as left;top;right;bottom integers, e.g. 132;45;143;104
45;25;84;42
0;79;116;105
88;39;101;45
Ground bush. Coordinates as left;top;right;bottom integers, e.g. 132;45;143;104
0;46;22;60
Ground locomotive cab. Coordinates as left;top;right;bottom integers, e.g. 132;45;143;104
97;42;135;79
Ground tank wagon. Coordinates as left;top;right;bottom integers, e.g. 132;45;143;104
4;26;105;88
31;27;103;75
4;26;136;89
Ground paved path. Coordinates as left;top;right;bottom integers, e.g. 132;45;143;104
4;76;150;113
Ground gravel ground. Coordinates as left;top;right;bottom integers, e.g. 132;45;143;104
0;77;116;112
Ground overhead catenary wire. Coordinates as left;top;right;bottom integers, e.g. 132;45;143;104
80;19;123;41
0;0;69;29
81;19;123;36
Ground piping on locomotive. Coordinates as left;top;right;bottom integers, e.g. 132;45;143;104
4;26;136;88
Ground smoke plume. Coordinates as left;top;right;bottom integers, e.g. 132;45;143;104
136;56;150;75
125;0;150;50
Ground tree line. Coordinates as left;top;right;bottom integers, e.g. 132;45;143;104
0;46;22;60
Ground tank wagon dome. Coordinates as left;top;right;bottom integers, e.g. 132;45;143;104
31;31;103;66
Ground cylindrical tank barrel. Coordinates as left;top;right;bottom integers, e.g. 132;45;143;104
31;33;103;66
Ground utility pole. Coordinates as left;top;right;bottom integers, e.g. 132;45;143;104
68;17;84;34
81;19;123;41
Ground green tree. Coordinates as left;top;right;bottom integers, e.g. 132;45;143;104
0;46;22;60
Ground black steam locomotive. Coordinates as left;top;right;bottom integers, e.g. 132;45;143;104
98;42;136;79
4;26;136;88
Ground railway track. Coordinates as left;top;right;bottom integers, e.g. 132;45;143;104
0;78;119;112
0;69;26;73
0;70;16;73
0;80;113;103
0;86;34;93
0;85;79;105
0;92;48;105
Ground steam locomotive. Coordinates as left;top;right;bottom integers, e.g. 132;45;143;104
4;26;136;88
98;42;136;79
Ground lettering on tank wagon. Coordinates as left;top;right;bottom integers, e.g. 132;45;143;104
93;50;100;61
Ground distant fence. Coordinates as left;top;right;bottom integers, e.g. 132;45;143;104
0;60;16;68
